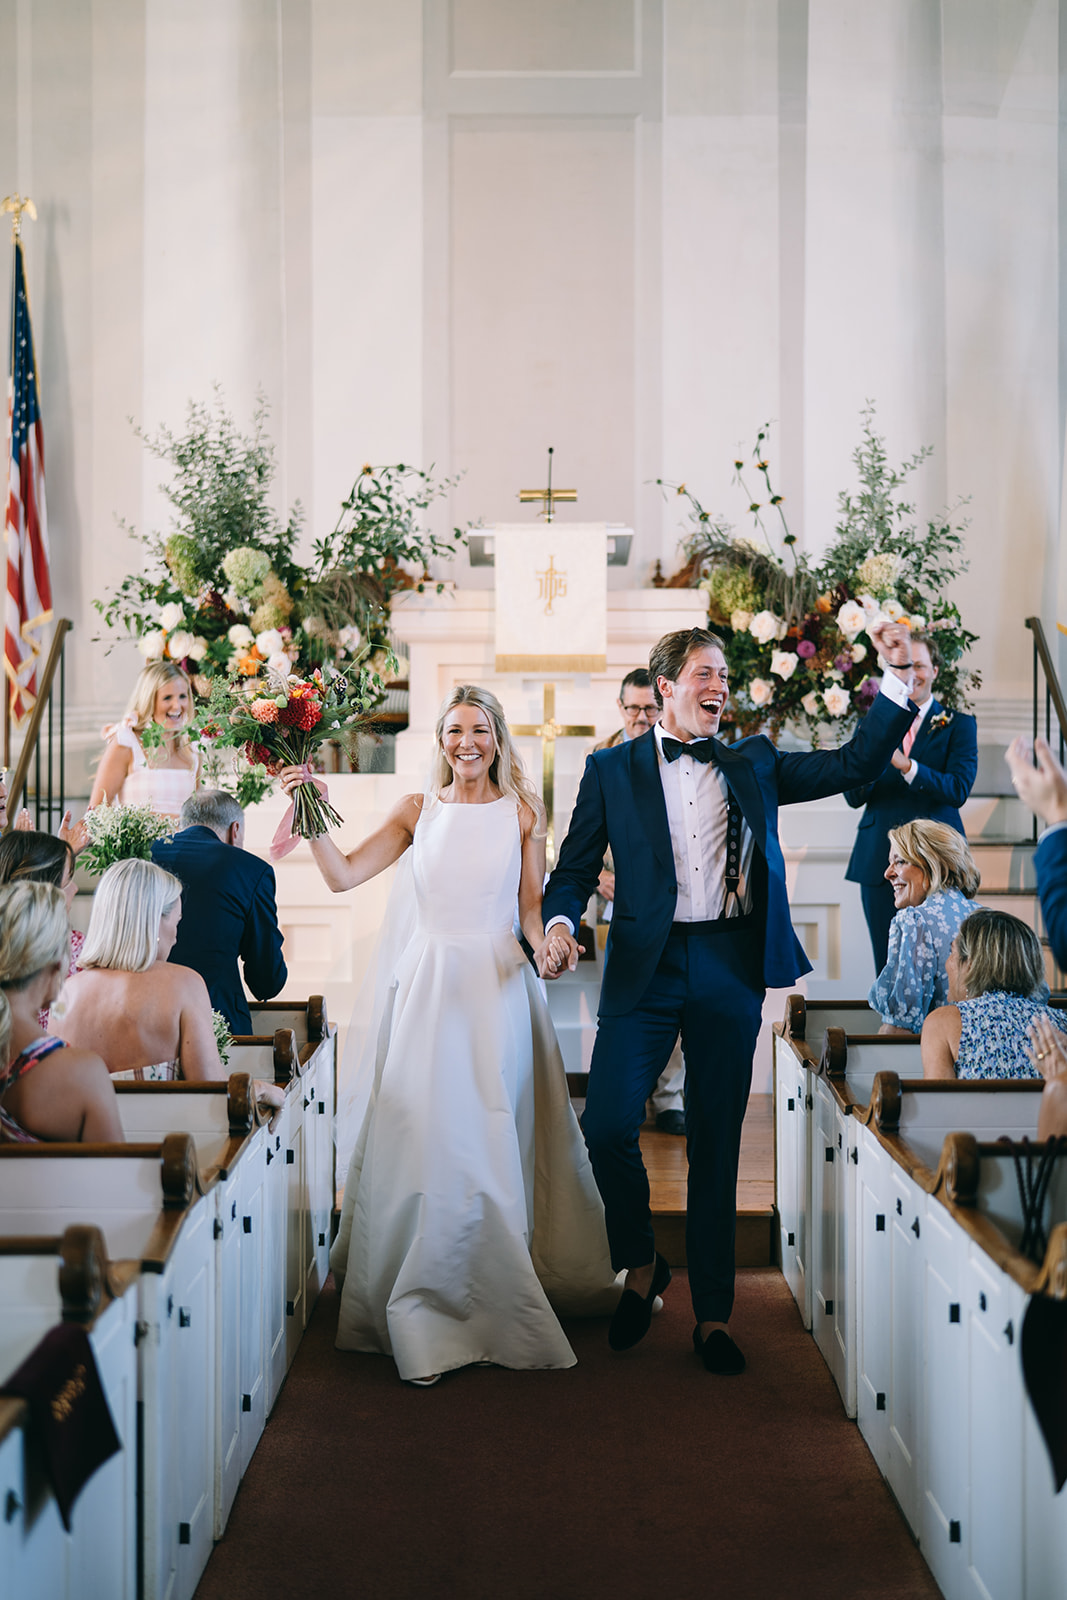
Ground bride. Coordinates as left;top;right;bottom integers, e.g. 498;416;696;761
281;686;619;1386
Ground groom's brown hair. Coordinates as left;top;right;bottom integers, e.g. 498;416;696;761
648;627;726;708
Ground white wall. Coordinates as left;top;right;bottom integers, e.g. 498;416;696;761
0;0;1060;745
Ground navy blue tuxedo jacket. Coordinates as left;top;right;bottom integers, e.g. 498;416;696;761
843;699;977;885
1036;824;1067;972
152;826;287;1035
543;690;914;1017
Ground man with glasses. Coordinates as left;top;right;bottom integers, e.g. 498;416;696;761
595;670;686;1134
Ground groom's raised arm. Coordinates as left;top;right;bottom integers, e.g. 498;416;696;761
774;676;915;806
543;753;611;934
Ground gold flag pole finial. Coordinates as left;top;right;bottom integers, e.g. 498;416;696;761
1;195;37;243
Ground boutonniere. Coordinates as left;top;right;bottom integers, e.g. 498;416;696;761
927;710;953;731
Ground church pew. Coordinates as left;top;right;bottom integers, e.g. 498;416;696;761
0;1136;218;1600
0;1226;139;1600
779;994;882;1062
248;994;329;1045
111;1075;271;1533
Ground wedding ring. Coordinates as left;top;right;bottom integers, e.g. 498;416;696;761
1037;1050;1047;1060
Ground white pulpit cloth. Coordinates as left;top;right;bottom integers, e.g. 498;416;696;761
492;522;607;672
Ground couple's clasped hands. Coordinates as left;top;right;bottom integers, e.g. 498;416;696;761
534;927;580;981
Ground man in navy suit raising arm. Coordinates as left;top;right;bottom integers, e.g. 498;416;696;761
844;632;977;974
1005;734;1067;972
152;789;287;1035
537;621;916;1374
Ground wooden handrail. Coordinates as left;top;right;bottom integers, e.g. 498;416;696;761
4;616;70;821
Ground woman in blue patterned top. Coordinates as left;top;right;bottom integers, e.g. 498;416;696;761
922;907;1067;1079
869;820;980;1035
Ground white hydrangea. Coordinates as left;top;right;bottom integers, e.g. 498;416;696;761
749;610;785;646
166;629;196;660
836;600;867;641
770;649;799;681
138;629;166;659
158;602;185;632
749;678;775;707
227;624;254;648
256;628;284;658
823;685;851;717
730;609;753;634
186;636;209;662
801;690;821;718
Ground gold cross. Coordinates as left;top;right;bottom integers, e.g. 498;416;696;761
518;445;576;524
513;683;594;865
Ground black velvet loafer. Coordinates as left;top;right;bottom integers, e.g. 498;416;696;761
608;1252;672;1351
693;1326;746;1375
655;1110;686;1136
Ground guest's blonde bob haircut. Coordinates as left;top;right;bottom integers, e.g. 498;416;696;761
430;685;546;836
0;880;71;989
80;859;183;974
125;660;194;737
887;819;980;899
955;907;1044;1000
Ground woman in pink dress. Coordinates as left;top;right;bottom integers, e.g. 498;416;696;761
89;661;201;823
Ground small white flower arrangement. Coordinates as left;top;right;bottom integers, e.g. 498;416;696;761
80;801;174;878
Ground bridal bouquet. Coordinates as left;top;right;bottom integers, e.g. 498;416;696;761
194;657;383;841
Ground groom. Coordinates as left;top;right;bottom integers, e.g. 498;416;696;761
537;620;916;1373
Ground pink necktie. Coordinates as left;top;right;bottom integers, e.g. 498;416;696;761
902;718;920;759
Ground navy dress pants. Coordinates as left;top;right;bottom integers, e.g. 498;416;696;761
581;920;765;1325
860;878;897;977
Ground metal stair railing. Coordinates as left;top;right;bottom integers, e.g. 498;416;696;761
1026;616;1067;845
4;617;71;832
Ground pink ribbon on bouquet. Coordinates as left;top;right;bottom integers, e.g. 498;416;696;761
270;768;330;862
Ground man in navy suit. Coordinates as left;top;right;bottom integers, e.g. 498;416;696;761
1005;734;1067;971
152;789;287;1035
538;622;917;1373
844;633;977;974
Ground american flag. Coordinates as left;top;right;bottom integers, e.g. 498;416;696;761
4;236;51;725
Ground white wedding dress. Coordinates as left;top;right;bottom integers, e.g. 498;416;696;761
330;794;619;1381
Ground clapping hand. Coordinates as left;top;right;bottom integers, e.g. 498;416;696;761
1005;736;1067;827
535;928;579;980
1026;1014;1067;1082
58;810;90;856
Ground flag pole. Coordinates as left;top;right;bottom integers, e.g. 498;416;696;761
1;194;36;769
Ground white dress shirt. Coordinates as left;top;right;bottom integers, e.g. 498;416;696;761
653;723;754;921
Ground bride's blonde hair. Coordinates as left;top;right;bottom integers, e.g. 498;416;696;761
430;685;546;837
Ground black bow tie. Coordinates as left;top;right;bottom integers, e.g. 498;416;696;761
661;736;716;765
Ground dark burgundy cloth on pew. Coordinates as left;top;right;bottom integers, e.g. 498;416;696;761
0;1322;121;1528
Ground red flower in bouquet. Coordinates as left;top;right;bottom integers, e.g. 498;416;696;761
244;740;282;775
278;684;323;732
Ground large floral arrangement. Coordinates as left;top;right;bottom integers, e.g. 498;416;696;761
94;390;464;689
660;409;979;742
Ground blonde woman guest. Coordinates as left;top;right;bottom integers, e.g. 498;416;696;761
54;858;221;1082
89;661;201;822
869;820;981;1036
279;684;618;1387
0;881;121;1143
922;908;1067;1080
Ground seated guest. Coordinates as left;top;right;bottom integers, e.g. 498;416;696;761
54;858;223;1082
0;829;83;973
921;908;1067;1080
0;881;121;1143
151;788;287;1034
869;820;980;1035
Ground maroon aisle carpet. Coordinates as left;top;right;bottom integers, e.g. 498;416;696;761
195;1270;939;1600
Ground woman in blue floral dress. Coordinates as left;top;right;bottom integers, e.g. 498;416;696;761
869;820;980;1035
921;907;1067;1079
